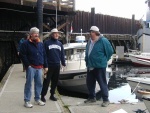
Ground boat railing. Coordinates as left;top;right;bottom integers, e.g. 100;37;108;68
128;49;141;55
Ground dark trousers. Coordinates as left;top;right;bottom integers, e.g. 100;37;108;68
41;65;60;97
21;61;25;71
86;68;109;101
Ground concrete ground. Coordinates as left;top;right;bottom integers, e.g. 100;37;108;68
60;95;149;113
0;64;65;113
0;64;149;113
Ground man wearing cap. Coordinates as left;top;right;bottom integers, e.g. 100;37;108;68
20;27;48;108
41;28;66;102
84;26;114;107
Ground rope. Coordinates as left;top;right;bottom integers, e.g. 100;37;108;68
131;81;141;95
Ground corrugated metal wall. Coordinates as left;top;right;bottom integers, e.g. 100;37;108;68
71;11;139;35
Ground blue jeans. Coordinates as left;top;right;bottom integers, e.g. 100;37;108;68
86;68;109;101
24;67;43;102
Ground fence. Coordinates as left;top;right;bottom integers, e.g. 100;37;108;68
71;11;139;35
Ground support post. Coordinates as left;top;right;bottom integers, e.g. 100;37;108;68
91;7;95;26
37;0;43;42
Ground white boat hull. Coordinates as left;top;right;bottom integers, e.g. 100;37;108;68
59;69;111;94
128;53;150;67
126;77;150;91
58;76;89;94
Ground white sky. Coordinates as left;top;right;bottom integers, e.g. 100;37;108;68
75;0;148;20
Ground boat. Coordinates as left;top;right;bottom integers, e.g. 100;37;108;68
136;86;150;112
142;94;150;113
59;69;87;94
126;15;150;67
136;2;150;112
63;42;86;70
126;77;150;102
128;51;150;67
59;68;112;94
136;89;150;100
58;41;113;94
126;77;150;91
119;73;150;79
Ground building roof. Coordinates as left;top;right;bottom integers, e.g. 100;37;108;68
0;1;76;16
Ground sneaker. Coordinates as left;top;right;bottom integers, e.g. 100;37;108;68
101;101;110;107
34;100;45;106
84;98;96;103
24;101;33;108
50;96;57;101
41;96;46;102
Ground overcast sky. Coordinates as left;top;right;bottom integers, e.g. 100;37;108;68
75;0;148;20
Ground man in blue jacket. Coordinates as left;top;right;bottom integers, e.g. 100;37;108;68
20;27;48;108
41;28;66;102
17;33;30;72
84;26;114;107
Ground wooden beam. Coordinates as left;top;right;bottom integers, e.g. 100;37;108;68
43;23;51;30
23;0;37;2
43;22;68;40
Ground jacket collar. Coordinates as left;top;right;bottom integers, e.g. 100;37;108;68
29;38;40;43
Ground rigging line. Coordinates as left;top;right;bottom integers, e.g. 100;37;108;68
79;41;84;70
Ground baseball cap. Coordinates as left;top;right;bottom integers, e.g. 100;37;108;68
89;26;100;32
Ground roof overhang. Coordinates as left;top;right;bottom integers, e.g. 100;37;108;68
0;2;76;16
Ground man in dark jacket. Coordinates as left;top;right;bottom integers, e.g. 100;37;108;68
20;27;48;108
84;26;114;107
41;28;66;102
17;33;30;72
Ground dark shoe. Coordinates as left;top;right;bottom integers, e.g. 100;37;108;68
41;96;46;102
84;98;96;103
50;96;57;101
101;101;110;107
